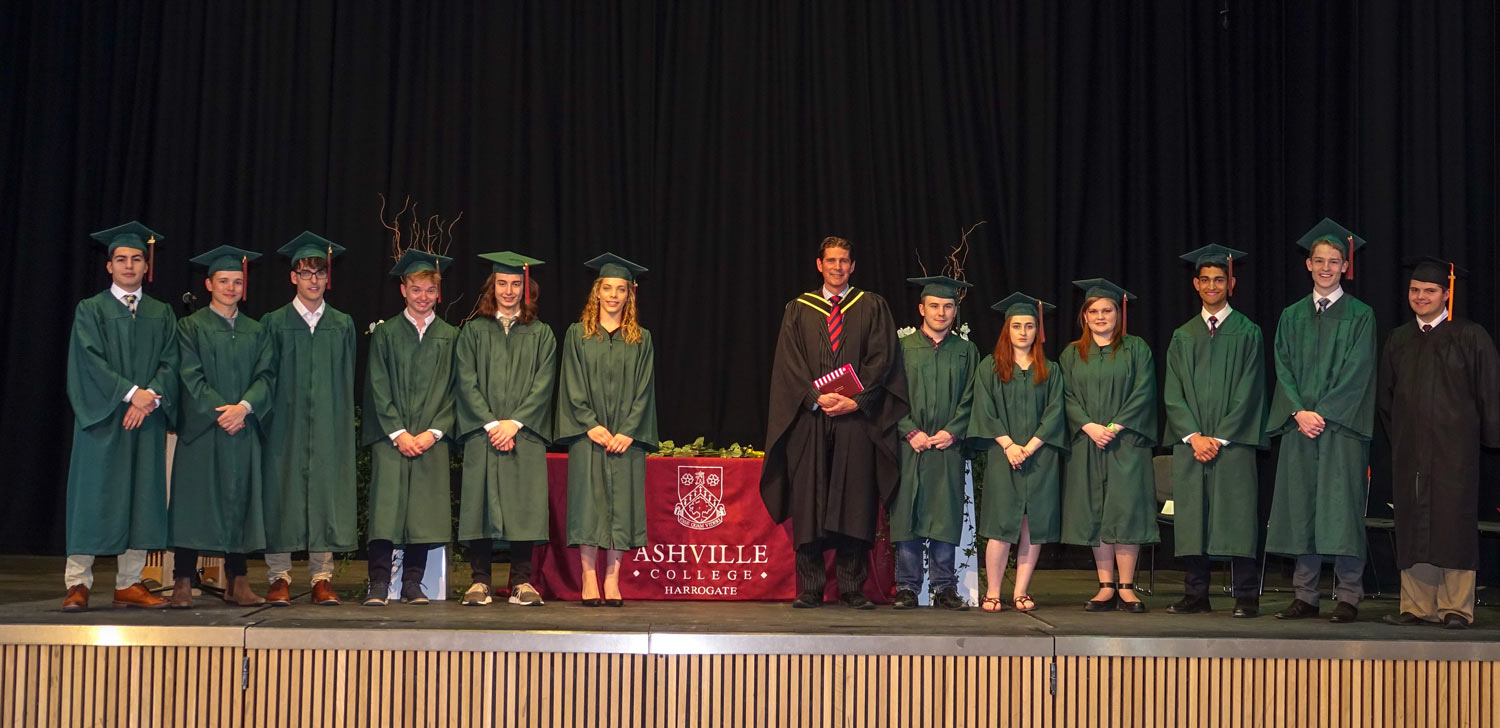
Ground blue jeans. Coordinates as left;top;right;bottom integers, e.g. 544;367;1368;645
895;539;957;593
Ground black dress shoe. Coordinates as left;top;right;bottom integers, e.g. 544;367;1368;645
1443;614;1471;630
1383;611;1421;626
1084;581;1118;612
1274;599;1319;620
1166;596;1211;615
792;592;822;609
933;589;969;611
839;592;875;610
1116;584;1147;614
604;598;624;608
1329;601;1359;623
1231;597;1260;619
892;589;918;610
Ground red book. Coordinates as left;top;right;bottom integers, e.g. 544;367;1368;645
814;364;865;395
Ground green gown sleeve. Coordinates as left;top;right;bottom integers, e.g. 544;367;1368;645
1311;310;1377;438
1267;306;1306;433
1215;322;1269;447
509;326;558;440
175;316;231;443
1038;363;1068;450
937;341;977;438
242;322;276;416
363;323;405;443
1162;331;1198;444
65;300;137;429
554;326;600;443
618;330;659;450
1109;338;1158;444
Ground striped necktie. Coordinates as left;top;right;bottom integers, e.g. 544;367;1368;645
1317;297;1330;314
1207;315;1218;337
123;293;137;316
827;294;843;354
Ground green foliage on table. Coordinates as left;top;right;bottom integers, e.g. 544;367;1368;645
652;437;764;458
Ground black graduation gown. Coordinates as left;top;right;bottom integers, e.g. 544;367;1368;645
760;288;910;547
1378;318;1500;571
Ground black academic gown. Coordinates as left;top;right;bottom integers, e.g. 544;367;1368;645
760;288;910;547
1378;318;1500;571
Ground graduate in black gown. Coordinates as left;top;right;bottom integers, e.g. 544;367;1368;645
760;236;910;609
1378;257;1500;629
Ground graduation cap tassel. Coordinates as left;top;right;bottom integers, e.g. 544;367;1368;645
1037;300;1046;343
147;236;156;283
1227;254;1235;297
1344;235;1355;280
524;264;530;306
326;245;334;289
1122;298;1128;336
242;256;248;301
1449;262;1456;320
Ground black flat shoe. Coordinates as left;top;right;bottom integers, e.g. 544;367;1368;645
1329;602;1359;623
604;598;624;608
839;592;875;610
581;597;603;607
1166;596;1211;615
1274;599;1319;620
1232;598;1260;619
1084;581;1118;612
1443;614;1471;630
792;593;821;609
1116;584;1147;614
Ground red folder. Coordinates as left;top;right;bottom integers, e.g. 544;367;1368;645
814;364;865;396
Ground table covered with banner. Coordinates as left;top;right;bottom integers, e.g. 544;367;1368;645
530;454;897;601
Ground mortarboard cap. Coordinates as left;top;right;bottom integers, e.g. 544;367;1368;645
478;251;545;275
1296;218;1367;280
388;249;453;277
1404;255;1468;320
91;221;164;282
277;231;345;263
993;292;1056;343
584;252;648;281
190;245;261;275
1180;243;1247;296
1073;277;1137;335
906;275;971;301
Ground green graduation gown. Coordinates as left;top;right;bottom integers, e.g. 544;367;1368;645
890;331;977;545
361;314;457;546
455;317;557;544
1265;293;1376;559
1059;335;1159;546
65;290;179;555
260;301;358;553
1378;318;1500;571
169;307;275;554
967;356;1067;544
1162;309;1268;559
554;323;659;550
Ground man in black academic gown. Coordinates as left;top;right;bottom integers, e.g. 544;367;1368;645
1378;257;1500;629
761;236;910;609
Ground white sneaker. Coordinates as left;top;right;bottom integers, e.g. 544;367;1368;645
462;583;492;606
508;583;545;606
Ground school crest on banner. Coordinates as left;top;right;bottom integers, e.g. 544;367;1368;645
674;465;726;530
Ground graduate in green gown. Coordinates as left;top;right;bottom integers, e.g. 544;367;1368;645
891;276;978;612
62;221;176;611
169;246;274;608
1267;219;1377;624
260;232;356;606
359;250;457;606
1060;278;1158;614
967;293;1066;614
455;252;557;608
1162;245;1268;619
554;253;659;607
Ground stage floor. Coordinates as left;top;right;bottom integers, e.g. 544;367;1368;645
3;555;1497;660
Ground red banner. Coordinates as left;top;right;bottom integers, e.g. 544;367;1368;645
530;454;894;602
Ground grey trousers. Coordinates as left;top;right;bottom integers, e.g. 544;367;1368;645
1294;554;1363;606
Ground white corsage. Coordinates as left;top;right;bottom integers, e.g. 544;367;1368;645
896;326;917;339
366;319;385;334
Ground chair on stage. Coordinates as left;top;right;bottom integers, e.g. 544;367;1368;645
1144;454;1174;595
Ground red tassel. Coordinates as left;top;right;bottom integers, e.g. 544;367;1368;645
326;245;334;289
241;256;248;301
1344;235;1354;280
1122;297;1128;336
1037;300;1046;344
1227;254;1235;297
524;264;530;306
147;236;156;283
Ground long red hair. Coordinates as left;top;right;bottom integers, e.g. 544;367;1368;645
993;315;1050;385
1072;296;1124;363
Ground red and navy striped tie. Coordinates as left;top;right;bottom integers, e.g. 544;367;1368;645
827;294;843;353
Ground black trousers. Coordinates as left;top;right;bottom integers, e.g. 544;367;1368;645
794;535;869;598
367;540;433;586
468;539;534;589
173;550;248;580
1182;555;1259;599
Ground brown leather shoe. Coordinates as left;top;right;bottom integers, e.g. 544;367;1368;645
112;583;169;609
222;575;267;607
170;578;194;609
62;585;90;612
311;579;340;606
266;578;292;606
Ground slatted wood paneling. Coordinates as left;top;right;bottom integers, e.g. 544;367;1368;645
6;645;1500;727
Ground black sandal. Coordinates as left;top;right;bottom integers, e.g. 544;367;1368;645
1084;581;1118;612
1116;583;1147;614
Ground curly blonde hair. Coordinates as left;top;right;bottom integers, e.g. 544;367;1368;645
579;278;642;344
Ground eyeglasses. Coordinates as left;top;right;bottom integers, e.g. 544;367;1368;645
294;270;330;281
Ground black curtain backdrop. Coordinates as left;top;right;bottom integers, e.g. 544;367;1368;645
2;2;1496;564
